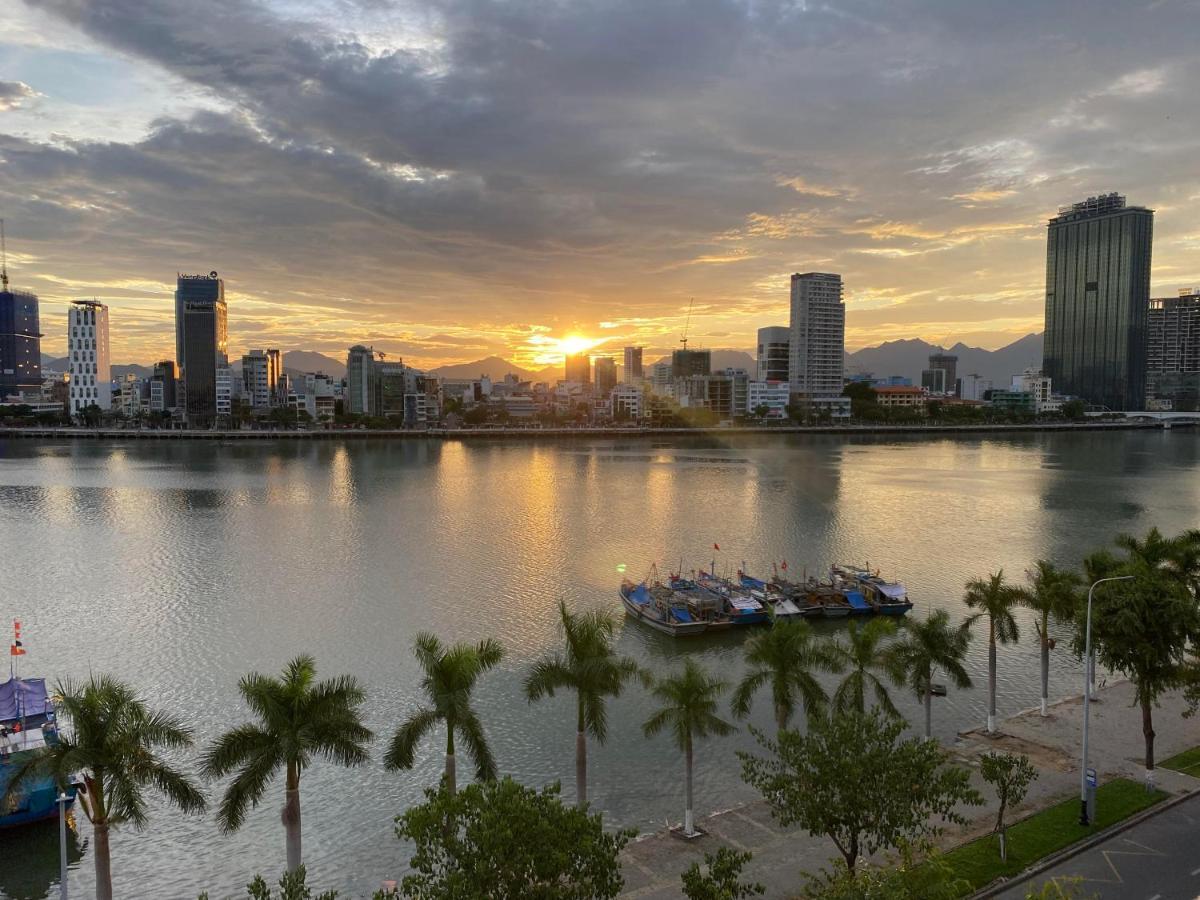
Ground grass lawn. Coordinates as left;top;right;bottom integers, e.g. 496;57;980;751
940;778;1167;895
1159;746;1200;778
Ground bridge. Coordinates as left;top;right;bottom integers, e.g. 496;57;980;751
1092;410;1200;423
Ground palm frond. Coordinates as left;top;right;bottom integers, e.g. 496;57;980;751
383;707;440;771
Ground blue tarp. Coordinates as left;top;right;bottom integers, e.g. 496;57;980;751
0;677;50;722
672;607;694;623
629;584;650;605
844;590;872;611
740;575;767;590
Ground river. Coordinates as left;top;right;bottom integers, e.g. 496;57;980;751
0;431;1196;898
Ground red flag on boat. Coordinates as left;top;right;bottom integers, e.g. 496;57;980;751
781;560;788;571
713;543;720;551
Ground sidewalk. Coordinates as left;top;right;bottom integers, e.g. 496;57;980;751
617;681;1199;899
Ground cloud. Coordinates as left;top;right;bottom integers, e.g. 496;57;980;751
0;81;39;112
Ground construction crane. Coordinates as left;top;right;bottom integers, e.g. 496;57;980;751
679;297;694;350
1;218;8;291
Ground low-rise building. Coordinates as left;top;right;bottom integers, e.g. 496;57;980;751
873;385;927;411
747;381;790;418
990;390;1035;414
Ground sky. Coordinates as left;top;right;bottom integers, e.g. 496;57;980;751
1;0;1199;369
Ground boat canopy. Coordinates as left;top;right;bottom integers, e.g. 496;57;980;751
740;575;768;590
844;590;872;611
729;596;763;611
0;677;50;722
628;584;650;605
876;583;907;599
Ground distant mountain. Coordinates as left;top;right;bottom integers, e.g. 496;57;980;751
844;334;1043;386
41;355;68;372
282;350;345;378
112;363;153;380
430;356;538;381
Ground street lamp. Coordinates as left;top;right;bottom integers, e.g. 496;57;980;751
58;790;70;900
1079;574;1134;826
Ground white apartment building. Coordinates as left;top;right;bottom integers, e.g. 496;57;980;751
67;300;111;413
610;383;645;420
242;349;282;408
216;363;233;419
747;380;790;418
1012;368;1057;413
789;273;845;400
959;373;993;402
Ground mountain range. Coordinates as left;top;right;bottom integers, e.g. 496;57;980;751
40;336;1042;388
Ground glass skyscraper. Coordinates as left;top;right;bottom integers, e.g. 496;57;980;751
1043;193;1153;411
175;273;227;427
0;286;42;400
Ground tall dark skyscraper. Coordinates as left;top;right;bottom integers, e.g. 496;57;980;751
175;272;227;427
671;348;711;378
564;353;591;385
0;226;42;400
1043;193;1153;410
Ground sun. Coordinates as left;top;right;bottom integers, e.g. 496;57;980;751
555;335;601;357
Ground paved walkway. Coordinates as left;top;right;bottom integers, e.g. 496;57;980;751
617;681;1199;899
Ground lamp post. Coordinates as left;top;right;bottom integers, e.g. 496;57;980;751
1080;574;1134;826
57;790;70;900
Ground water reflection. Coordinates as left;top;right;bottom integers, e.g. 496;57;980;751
0;816;85;900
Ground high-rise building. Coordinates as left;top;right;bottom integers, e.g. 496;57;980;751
150;360;177;412
756;326;789;382
1146;289;1200;410
623;346;643;382
564;353;591;385
593;357;617;395
671;348;710;378
242;348;282;408
0;239;42;400
788;273;845;399
920;368;948;394
346;345;376;415
927;352;958;397
1043;193;1153;410
175;272;227;427
67;300;110;414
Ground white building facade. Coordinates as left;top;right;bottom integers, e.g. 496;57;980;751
747;381;790;418
788;273;845;400
67;300;111;414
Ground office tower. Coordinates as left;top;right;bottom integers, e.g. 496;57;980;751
346;345;375;415
927;352;958;397
150;360;177;412
564;353;591;385
242;348;282;408
789;272;845;399
670;348;710;378
1043;193;1153;410
0;228;42;400
67;300;111;414
175;272;227;427
920;368;947;394
1146;289;1200;409
623;346;643;382
757;326;790;382
593;356;617;395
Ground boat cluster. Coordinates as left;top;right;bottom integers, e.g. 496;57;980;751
620;562;913;637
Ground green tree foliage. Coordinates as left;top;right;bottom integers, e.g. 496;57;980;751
801;843;967;900
979;752;1038;860
1019;562;1082;716
524;600;646;807
885;610;973;739
964;570;1022;733
1060;399;1087;420
731;618;833;731
739;710;981;874
826;618;900;717
393;778;632;899
385;633;504;795
680;848;765;900
202;656;372;873
5;675;206;900
842;382;877;419
1080;528;1200;779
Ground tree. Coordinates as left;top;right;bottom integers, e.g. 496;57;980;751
1060;399;1086;420
826;618;900;717
964;570;1022;733
643;659;735;836
393;778;632;899
979;752;1037;862
385;633;504;795
524;600;645;808
739;710;981;874
801;842;968;900
886;610;973;739
198;867;340;900
5;675;206;900
1079;528;1200;784
731;618;833;732
1019;561;1082;716
202;655;372;873
842;382;877;420
680;848;765;900
751;404;770;421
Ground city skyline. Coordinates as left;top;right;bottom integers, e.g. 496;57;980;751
2;2;1200;368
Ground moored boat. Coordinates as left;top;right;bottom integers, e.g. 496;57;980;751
738;572;804;619
620;580;709;637
695;571;769;625
1;676;78;829
832;564;914;615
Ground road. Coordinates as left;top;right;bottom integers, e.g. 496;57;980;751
996;791;1200;900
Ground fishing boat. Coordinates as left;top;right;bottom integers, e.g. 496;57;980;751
1;627;78;828
737;572;804;619
802;579;854;618
831;564;914;616
695;571;769;625
620;579;709;637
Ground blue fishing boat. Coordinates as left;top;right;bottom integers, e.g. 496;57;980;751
737;571;805;619
832;564;914;616
1;677;77;828
695;571;769;625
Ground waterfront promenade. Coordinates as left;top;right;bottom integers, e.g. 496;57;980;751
616;680;1200;899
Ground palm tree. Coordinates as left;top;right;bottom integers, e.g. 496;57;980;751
964;570;1022;733
5;675;205;900
201;655;371;874
524;601;646;808
887;610;973;739
1019;561;1082;716
826;617;901;717
385;632;504;795
731;618;833;731
642;659;735;836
